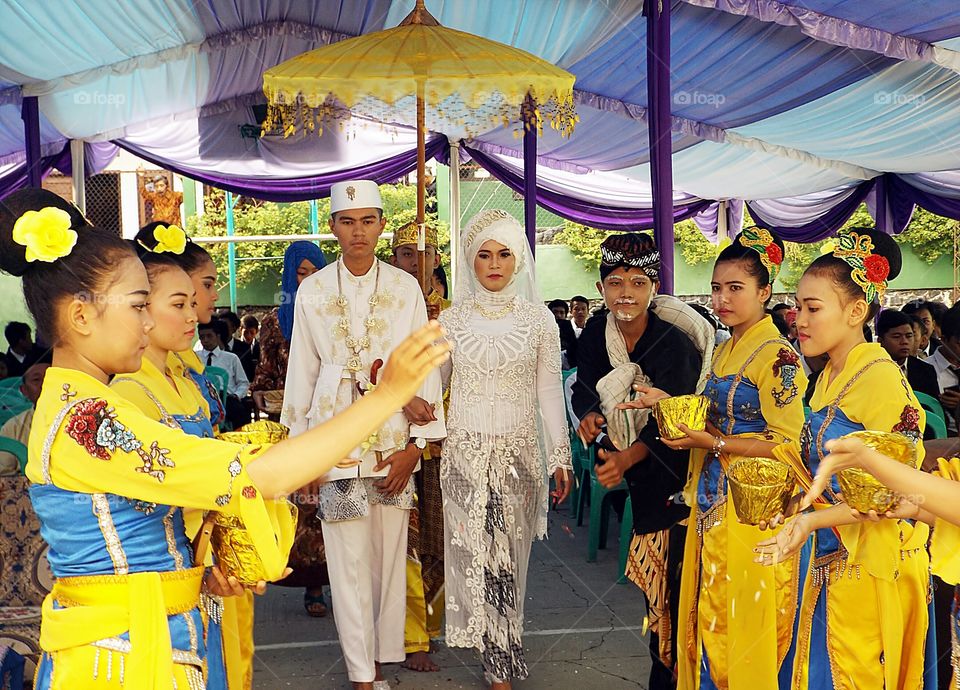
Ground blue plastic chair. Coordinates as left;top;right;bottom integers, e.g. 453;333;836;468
0;437;28;474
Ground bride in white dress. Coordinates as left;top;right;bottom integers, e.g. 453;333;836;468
440;209;573;689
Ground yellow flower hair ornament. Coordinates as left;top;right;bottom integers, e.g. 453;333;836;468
12;207;78;263
151;224;187;254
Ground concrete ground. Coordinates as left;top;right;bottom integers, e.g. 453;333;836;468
251;506;652;689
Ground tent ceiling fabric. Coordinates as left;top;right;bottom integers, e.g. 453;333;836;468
1;0;960;207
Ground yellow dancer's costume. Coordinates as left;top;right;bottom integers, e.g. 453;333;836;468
777;343;931;690
28;367;295;690
677;316;807;690
930;457;960;689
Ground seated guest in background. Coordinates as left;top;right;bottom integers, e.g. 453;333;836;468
3;321;45;377
220;310;259;381
547;299;578;368
878;310;940;400
573;233;702;690
929;306;960;432
769;307;790;339
906;313;926;358
0;362;48;474
903;299;939;357
770;301;792;323
928;300;948;349
689;302;730;346
241;313;260;356
196;317;250;428
570;295;590;337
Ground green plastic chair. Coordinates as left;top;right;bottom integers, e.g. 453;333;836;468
0;437;28;474
204;366;230;404
585;455;628;563
618;495;634;584
914;391;946;425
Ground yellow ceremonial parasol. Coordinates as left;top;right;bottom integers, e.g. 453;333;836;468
262;0;577;291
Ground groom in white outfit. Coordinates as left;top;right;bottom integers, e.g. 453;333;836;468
281;180;446;690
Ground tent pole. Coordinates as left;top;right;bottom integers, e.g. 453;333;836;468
449;138;461;294
70;140;86;215
522;95;537;256
21;96;42;188
645;0;674;294
226;191;237;312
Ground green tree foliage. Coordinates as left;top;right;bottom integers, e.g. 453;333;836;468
186;186;449;290
551;202;957;292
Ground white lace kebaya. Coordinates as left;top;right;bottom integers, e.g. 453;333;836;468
439;210;572;683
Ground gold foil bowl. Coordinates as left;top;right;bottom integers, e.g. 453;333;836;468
218;420;289;445
836;430;918;514
212;420;291;584
653;394;709;441
727;457;795;526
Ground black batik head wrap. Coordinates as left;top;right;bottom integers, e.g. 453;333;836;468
599;233;660;281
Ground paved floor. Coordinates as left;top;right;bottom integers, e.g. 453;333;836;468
251;506;652;689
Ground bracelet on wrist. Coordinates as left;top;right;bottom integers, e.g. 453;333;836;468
711;435;726;455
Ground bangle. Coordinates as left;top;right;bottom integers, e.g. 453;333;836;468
711;435;726;455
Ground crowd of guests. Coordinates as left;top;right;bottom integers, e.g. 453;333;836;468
3;178;960;690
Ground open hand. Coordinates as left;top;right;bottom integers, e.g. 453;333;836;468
801;437;876;511
378;322;450;409
754;514;810;565
615;385;670;410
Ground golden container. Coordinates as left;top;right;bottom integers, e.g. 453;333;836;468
653;394;709;441
218;419;289;445
836;430;918;514
726;457;795;526
212;420;292;584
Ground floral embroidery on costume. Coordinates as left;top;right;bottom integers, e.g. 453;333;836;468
771;347;800;407
65;398;175;481
891;405;922;443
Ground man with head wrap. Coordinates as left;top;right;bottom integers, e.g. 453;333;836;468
571;232;707;690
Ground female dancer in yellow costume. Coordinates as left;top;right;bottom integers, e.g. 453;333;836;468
756;228;933;690
133;222;260;688
628;228;807;689
804;424;960;687
0;188;449;690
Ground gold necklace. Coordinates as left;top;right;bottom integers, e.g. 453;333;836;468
335;259;381;373
473;296;515;320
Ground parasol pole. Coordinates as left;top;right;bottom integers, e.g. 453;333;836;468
416;81;429;295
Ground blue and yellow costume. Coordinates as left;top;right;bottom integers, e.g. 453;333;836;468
781;342;931;690
930;456;960;690
28;366;295;690
677;316;808;690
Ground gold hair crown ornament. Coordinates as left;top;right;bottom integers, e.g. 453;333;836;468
831;230;889;303
152;224;187;254
738;227;782;284
12;207;78;263
392;221;438;249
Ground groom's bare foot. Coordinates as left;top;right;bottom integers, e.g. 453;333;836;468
402;650;439;671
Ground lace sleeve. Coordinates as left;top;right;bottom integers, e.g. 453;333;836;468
536;310;573;473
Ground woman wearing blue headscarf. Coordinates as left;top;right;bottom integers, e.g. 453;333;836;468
251;240;328;616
